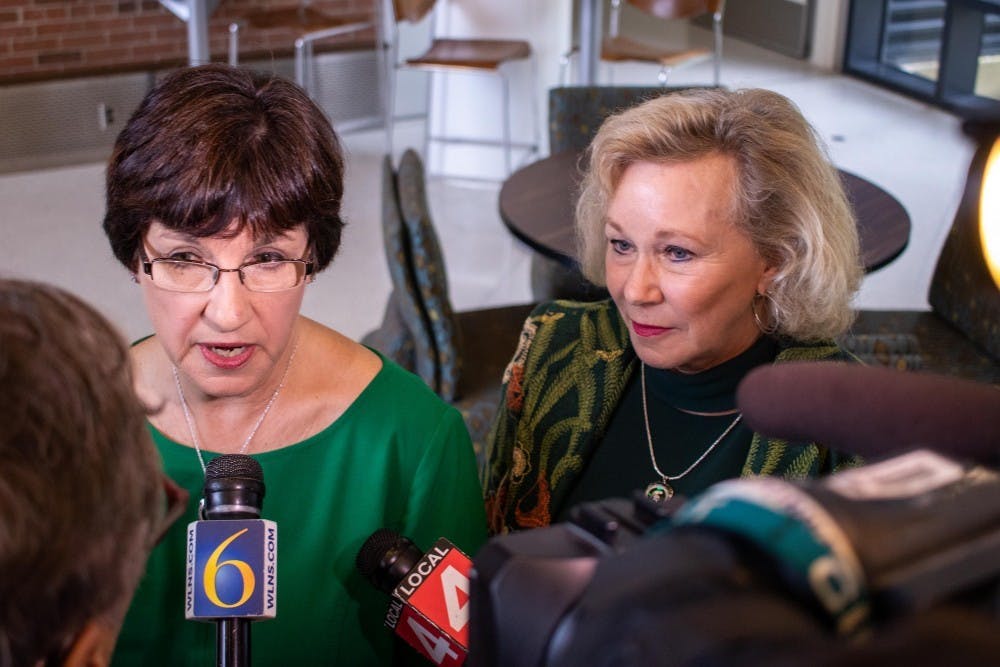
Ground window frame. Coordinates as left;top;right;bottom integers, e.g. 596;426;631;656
844;0;1000;120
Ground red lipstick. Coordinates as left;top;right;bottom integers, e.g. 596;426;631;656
631;322;670;337
199;344;255;369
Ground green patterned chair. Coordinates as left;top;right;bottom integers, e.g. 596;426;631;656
366;149;536;466
840;137;1000;383
362;156;432;384
548;84;715;154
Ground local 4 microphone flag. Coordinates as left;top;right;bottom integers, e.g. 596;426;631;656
386;538;471;666
186;519;278;620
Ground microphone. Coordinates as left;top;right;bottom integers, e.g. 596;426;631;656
186;454;277;667
736;362;1000;464
356;529;472;666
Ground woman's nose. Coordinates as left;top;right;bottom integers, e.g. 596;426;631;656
623;255;663;305
202;270;252;331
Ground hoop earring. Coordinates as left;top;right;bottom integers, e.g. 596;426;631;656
752;292;778;335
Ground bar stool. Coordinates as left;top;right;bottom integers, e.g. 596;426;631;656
227;2;376;98
561;0;725;87
384;0;538;177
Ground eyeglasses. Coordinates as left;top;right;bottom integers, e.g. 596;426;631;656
149;472;188;549
140;253;315;293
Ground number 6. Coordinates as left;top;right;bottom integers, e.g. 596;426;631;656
204;528;255;608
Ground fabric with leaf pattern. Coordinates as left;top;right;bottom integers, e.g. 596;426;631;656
482;299;861;536
397;149;463;402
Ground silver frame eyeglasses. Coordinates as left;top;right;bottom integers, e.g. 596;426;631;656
140;253;315;293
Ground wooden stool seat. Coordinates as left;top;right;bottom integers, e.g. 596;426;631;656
601;35;710;67
407;38;531;71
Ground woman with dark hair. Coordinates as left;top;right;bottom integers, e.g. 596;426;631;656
484;88;864;535
105;64;486;665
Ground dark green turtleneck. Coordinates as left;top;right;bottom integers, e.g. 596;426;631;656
556;335;779;519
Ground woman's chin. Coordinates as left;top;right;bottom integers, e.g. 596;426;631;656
635;350;683;372
632;336;685;371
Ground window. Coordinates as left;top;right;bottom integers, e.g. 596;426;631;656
845;0;1000;119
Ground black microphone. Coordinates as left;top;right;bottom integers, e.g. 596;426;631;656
185;454;277;667
357;529;473;666
736;362;1000;464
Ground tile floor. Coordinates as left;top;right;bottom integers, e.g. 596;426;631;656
0;36;977;345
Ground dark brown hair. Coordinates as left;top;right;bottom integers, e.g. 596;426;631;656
0;279;162;665
103;64;345;272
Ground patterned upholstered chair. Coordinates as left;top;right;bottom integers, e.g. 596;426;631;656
361;156;434;385
548;84;714;154
365;149;536;465
840;137;1000;383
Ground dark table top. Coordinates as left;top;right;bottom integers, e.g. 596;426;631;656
499;151;911;273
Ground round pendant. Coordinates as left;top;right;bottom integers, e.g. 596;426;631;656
645;481;674;502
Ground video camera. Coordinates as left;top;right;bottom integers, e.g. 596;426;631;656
469;364;1000;666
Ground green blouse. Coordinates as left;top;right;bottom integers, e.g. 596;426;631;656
113;355;487;666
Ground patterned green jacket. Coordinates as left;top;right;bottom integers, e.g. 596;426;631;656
482;299;860;535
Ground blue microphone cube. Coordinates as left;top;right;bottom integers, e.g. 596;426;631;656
185;519;278;620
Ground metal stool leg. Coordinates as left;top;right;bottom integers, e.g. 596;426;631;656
228;22;239;66
427;70;448;170
377;0;394;157
713;12;723;85
304;41;314;95
500;70;512;176
378;61;391;158
529;53;539;164
294;38;307;92
380;52;395;160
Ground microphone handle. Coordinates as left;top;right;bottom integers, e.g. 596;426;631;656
217;618;250;667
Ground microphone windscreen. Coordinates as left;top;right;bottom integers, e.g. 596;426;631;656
736;362;1000;464
202;454;265;519
356;529;423;595
205;453;263;483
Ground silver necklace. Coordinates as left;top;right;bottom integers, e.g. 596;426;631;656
640;363;742;502
173;339;299;475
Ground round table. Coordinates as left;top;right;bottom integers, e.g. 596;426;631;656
499;151;911;273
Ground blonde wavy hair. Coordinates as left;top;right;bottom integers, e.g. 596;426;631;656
576;88;862;341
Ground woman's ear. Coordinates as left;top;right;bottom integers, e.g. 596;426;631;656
756;263;779;295
61;620;117;667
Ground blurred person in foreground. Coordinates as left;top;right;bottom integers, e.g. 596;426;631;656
484;88;864;535
0;278;181;667
103;64;486;664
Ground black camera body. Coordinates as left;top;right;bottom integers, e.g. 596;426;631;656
469;450;1000;667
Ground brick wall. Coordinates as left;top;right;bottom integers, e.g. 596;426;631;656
0;0;376;85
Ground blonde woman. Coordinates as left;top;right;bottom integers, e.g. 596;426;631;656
484;88;863;535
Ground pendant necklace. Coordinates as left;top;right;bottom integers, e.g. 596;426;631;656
173;338;300;475
640;363;742;502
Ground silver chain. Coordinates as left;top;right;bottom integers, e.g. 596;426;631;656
173;338;299;475
640;362;742;483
